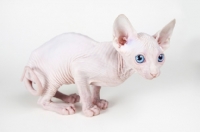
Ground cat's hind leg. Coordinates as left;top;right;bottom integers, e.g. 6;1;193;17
54;91;80;103
37;86;76;115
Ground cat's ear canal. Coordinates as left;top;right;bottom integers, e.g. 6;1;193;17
153;19;176;51
113;14;138;46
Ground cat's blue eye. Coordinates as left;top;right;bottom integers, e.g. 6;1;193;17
135;54;145;63
158;54;164;62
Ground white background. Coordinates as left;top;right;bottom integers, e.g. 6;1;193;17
0;0;200;132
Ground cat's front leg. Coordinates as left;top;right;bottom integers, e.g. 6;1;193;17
91;85;108;110
74;73;100;117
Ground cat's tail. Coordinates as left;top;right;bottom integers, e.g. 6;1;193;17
21;66;43;96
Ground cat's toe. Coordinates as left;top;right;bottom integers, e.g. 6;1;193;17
83;105;100;117
96;99;109;110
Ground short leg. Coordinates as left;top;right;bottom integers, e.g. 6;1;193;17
74;75;100;117
37;86;76;115
91;85;108;110
54;91;80;103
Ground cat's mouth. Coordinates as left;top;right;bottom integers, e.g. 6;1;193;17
146;73;160;80
144;74;159;80
138;71;160;80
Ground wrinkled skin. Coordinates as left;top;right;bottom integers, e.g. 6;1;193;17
21;14;175;117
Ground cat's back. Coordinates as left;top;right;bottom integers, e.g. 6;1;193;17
29;33;98;61
27;32;98;68
35;32;98;56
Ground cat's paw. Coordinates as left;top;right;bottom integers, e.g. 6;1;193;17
58;104;76;115
41;102;76;115
95;99;109;110
83;105;100;117
62;93;80;103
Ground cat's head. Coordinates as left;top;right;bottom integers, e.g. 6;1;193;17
113;14;175;80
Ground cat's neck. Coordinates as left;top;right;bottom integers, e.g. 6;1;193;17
102;41;135;80
117;51;135;80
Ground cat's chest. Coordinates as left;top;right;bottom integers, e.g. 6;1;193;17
88;67;133;87
89;75;124;87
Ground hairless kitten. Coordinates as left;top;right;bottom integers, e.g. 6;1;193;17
21;14;175;117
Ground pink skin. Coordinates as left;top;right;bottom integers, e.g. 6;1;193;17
21;14;175;117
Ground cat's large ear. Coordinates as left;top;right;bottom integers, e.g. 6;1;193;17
113;14;138;52
153;19;176;51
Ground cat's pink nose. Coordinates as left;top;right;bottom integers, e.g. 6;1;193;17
150;73;158;77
